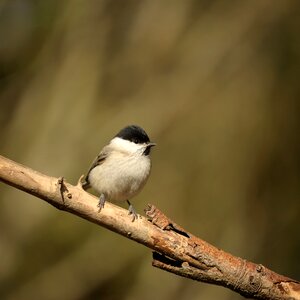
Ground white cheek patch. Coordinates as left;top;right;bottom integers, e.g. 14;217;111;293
110;137;145;154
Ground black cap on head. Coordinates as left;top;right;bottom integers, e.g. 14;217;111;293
116;125;150;144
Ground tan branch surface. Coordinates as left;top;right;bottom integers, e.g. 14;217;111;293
0;154;299;300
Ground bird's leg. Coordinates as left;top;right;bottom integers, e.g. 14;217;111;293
97;193;106;212
127;200;138;222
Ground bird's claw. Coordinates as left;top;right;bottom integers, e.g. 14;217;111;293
97;194;106;212
127;201;138;222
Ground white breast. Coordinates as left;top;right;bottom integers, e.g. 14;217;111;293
88;150;152;202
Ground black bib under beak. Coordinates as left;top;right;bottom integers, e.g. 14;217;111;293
143;142;156;156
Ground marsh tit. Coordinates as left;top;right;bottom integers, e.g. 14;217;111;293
82;125;156;221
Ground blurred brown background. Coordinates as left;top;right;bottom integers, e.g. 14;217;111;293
0;1;299;299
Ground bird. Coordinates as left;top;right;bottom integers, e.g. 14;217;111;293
82;125;156;221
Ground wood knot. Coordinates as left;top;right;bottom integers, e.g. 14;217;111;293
57;177;72;202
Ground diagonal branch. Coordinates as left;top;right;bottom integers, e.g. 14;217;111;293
0;155;299;300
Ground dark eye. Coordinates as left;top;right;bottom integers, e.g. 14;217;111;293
132;138;139;144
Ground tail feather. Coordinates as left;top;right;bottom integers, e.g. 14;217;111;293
81;177;91;190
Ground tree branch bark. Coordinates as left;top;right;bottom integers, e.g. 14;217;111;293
0;154;299;300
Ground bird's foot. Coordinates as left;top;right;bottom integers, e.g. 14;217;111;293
127;200;138;222
97;193;106;212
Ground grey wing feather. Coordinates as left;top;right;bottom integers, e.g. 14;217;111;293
82;147;110;190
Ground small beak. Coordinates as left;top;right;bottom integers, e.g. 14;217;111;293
147;142;156;148
143;142;156;156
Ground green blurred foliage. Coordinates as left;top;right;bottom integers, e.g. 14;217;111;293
0;0;299;299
